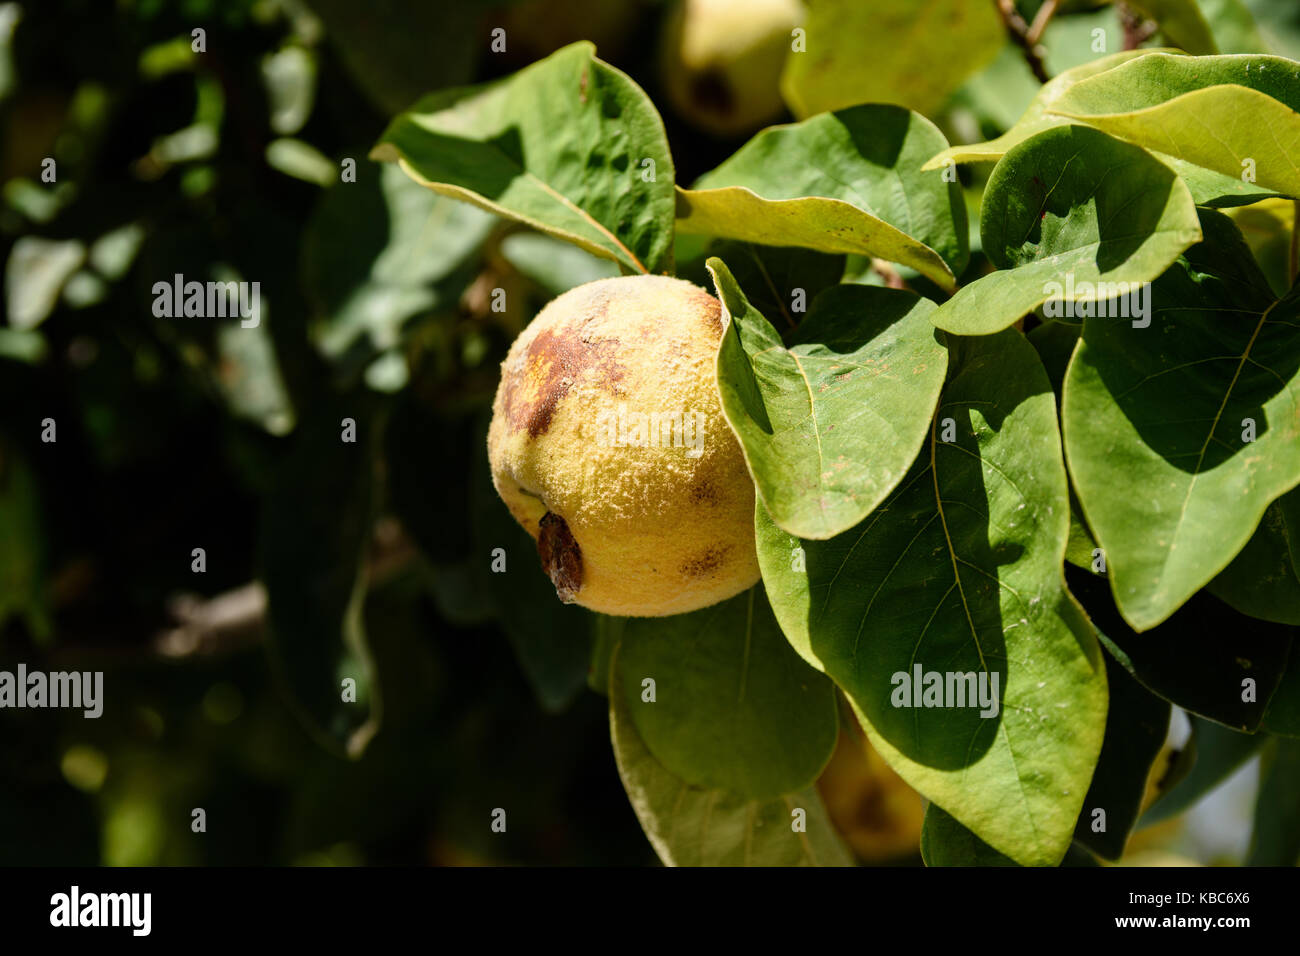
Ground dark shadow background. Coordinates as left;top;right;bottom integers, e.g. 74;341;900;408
0;0;747;867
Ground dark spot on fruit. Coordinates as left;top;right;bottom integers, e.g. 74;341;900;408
689;476;719;506
690;68;735;120
680;545;728;578
538;512;583;603
848;778;891;837
696;290;723;336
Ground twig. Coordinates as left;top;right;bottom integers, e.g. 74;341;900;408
871;260;906;290
996;0;1051;83
1119;2;1159;51
1025;0;1059;47
153;518;419;659
155;583;267;658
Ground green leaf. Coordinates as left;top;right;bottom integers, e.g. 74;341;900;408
214;311;295;436
1062;842;1104;866
302;163;495;363
609;651;850;867
1262;644;1300;737
930;125;1202;336
1069;566;1294;733
372;42;675;275
1064;497;1100;571
1248;0;1300;60
676;105;968;291
1025;321;1099;569
1209;488;1300;624
498;232;619;297
1199;0;1270;53
0;328;47;365
949;47;1041;141
262;46;316;136
4;238;85;330
758;331;1108;867
1130;0;1219;53
306;0;482;115
1048;51;1300;199
1027;319;1080;396
1139;715;1263;827
780;0;1004;120
1072;655;1171;860
1226;197;1297;297
927;49;1279;208
1248;737;1300;864
920;804;1019;866
677;241;845;331
617;587;839;800
587;614;623;698
710;258;947;540
266;138;334;186
260;399;381;757
925;50;1158;171
1062;210;1300;631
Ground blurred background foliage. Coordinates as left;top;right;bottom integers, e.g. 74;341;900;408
1;0;1296;865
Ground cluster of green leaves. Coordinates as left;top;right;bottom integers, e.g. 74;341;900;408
0;0;659;866
374;18;1300;865
7;0;1300;868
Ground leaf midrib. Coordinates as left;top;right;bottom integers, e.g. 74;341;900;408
1156;300;1277;602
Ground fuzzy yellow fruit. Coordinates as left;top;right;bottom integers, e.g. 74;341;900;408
659;0;802;137
487;275;760;617
817;723;926;863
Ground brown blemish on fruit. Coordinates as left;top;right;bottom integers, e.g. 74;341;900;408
849;778;890;837
689;476;719;506
690;69;735;120
695;291;723;336
538;511;583;603
503;321;625;439
680;545;728;578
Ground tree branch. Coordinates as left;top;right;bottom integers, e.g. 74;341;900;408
1025;0;1058;46
1119;2;1159;51
153;518;419;659
996;0;1051;83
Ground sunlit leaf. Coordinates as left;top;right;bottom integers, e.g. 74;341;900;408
1062;210;1300;630
678;105;966;290
711;258;947;540
759;331;1108;866
1049;51;1300;198
372;42;675;275
781;0;1003;119
930;125;1201;336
